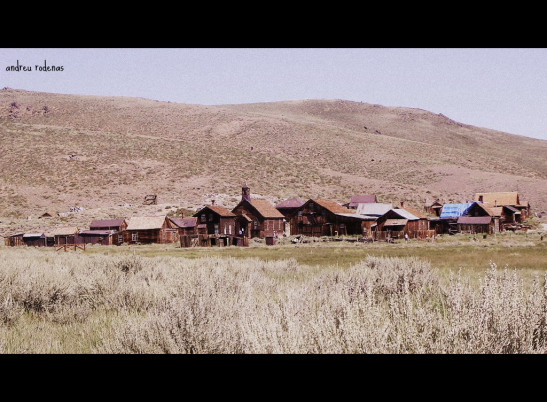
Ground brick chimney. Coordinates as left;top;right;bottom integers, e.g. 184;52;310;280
242;184;251;202
212;199;215;206
400;201;405;208
181;211;185;218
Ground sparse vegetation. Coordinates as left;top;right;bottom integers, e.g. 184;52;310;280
0;244;546;354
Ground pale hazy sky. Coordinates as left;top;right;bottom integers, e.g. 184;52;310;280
1;48;546;141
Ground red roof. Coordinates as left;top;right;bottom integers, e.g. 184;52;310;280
276;198;305;209
348;194;377;207
170;217;198;228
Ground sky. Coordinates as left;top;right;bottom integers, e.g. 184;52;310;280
1;48;546;141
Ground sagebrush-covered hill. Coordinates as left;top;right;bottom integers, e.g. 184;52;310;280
1;88;546;235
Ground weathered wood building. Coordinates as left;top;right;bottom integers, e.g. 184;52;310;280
352;203;393;237
474;192;530;220
194;203;237;236
23;233;47;247
457;216;494;234
76;230;120;246
52;227;79;245
275;198;305;236
123;216;178;244
373;207;432;239
169;216;198;236
290;199;364;237
232;185;285;238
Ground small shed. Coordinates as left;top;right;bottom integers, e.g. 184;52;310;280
23;233;47;247
51;226;79;245
5;233;24;247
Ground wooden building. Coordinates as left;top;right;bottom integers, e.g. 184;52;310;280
169;216;198;236
344;194;378;209
374;207;432;240
275;198;305;236
194;203;237;236
474;192;530;220
23;233;47;247
352;203;393;237
76;230;120;246
290;199;364;237
457;216;494;234
123;216;178;244
5;233;24;247
424;199;443;217
51;227;79;245
232;185;285;238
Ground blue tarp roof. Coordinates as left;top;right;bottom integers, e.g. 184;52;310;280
439;202;474;218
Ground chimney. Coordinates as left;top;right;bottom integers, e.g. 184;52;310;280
212;199;215;206
495;200;497;207
242;184;251;202
400;201;405;208
181;211;185;218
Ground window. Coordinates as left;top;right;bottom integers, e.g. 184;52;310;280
201;214;206;223
253;219;258;229
118;235;123;244
132;232;138;242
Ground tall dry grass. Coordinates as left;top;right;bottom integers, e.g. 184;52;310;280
0;248;545;353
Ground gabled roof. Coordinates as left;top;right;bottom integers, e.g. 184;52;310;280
276;198;305;209
169;216;198;228
90;218;126;228
126;216;167;230
354;203;393;217
236;198;285;219
397;206;427;219
348;194;377;207
391;208;420;221
474;192;519;206
313;199;353;214
195;205;236;217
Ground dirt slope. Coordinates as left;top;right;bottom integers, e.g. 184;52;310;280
1;88;545;236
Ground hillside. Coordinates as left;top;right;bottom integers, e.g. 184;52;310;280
1;88;546;236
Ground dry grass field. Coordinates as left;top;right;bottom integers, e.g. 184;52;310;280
0;88;546;237
0;234;546;354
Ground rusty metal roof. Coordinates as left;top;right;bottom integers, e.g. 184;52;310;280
249;199;285;218
313;199;353;214
457;216;492;224
348;194;377;207
276;198;305;209
170;217;198;228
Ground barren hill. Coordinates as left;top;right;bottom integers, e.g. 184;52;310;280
1;88;546;236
